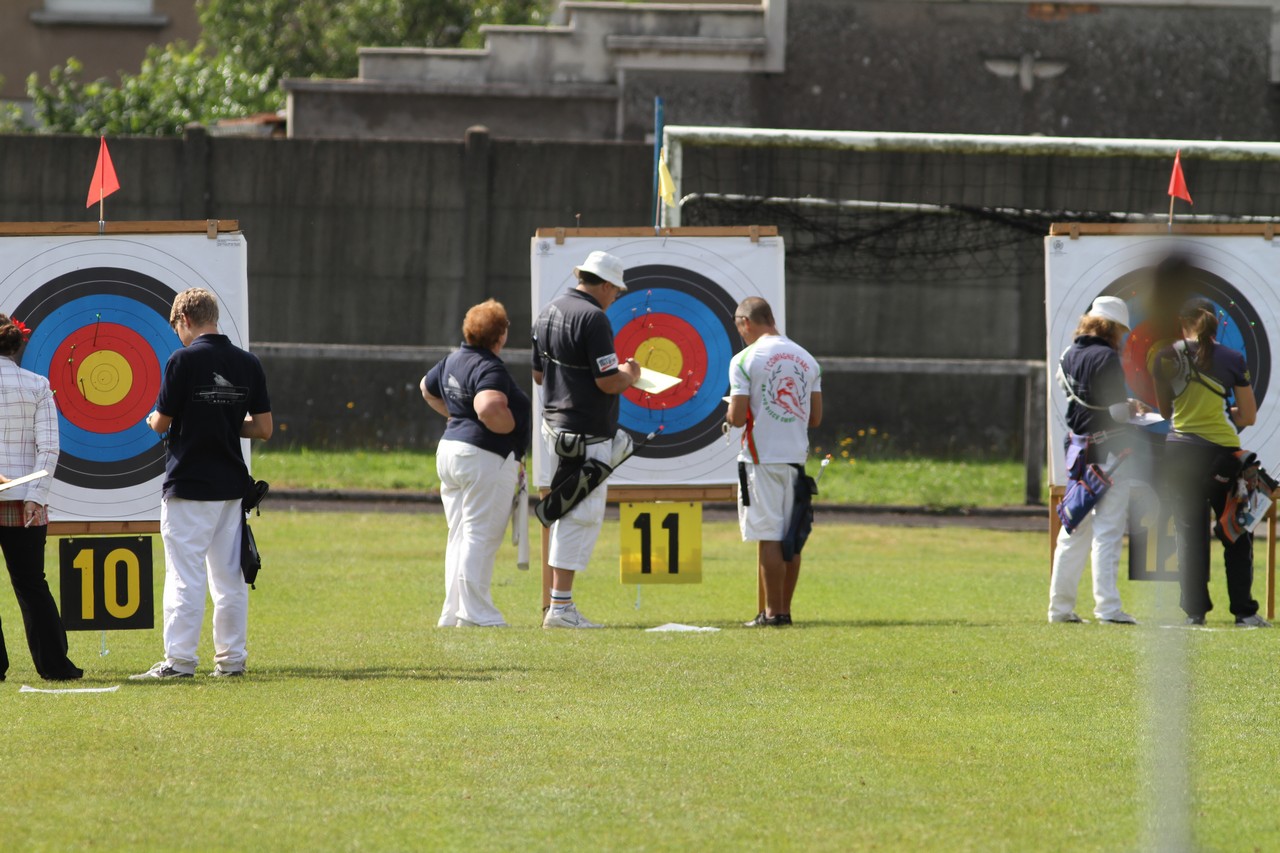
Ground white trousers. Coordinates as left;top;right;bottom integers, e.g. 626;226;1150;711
542;432;612;573
160;497;248;673
1048;473;1132;621
437;440;519;627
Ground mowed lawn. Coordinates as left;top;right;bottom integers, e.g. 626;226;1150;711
3;511;1278;851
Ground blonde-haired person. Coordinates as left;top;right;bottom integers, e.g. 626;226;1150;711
1048;296;1141;625
0;314;82;681
132;288;273;679
1155;297;1267;627
422;299;530;627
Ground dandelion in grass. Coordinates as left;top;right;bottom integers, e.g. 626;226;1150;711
869;427;877;435
841;450;850;458
857;429;866;437
840;437;853;447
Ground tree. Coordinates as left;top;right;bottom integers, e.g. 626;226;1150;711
25;0;552;136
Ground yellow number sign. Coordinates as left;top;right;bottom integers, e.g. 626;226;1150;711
58;537;155;630
1127;484;1179;582
619;502;702;584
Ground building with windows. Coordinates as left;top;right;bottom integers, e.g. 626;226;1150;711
0;0;199;115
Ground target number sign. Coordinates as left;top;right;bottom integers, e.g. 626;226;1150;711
1045;228;1280;574
0;228;250;523
530;231;785;488
619;502;702;584
58;537;154;630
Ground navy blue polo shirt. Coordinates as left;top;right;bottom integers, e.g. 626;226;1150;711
530;289;620;437
155;334;271;500
1061;335;1127;436
424;344;530;459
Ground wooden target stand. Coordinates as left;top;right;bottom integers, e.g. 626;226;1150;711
0;220;241;633
538;484;736;609
1045;222;1280;621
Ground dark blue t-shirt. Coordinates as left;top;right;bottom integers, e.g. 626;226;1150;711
1061;335;1128;437
155;334;271;500
425;344;530;459
530;289;620;437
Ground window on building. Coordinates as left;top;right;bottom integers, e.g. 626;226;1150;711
32;0;167;27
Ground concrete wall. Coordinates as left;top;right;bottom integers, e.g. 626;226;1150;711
2;129;1277;455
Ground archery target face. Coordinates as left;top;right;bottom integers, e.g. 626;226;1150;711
531;235;785;487
1045;234;1280;485
0;234;250;522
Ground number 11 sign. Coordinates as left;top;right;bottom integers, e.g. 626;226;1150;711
619;502;702;584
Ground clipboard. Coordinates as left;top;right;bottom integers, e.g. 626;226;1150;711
633;366;682;394
0;470;48;493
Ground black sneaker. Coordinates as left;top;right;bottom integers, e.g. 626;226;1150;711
210;667;246;677
743;611;785;627
1185;615;1206;626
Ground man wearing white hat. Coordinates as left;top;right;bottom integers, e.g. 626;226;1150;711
1048;295;1141;625
531;251;639;628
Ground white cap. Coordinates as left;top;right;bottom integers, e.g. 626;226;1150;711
575;251;627;291
1087;296;1130;329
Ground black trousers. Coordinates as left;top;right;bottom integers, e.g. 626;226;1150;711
0;524;80;680
1165;441;1259;619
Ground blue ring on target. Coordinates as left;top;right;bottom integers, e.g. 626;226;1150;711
24;294;179;460
610;289;733;434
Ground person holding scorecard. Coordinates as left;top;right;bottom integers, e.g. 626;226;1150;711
0;313;82;682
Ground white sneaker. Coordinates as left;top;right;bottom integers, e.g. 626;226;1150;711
542;603;602;629
1048;612;1087;624
1100;612;1139;625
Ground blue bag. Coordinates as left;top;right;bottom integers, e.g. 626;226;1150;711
1057;448;1132;535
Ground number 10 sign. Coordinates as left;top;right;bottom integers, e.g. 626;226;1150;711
59;537;154;630
619;502;702;584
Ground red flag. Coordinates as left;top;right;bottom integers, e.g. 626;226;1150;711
1167;149;1192;205
85;136;120;208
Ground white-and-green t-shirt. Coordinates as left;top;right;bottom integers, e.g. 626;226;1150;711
728;334;821;464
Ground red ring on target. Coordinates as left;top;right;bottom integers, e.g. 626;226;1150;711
615;312;707;408
48;323;161;433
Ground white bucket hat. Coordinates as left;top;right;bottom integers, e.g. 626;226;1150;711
575;251;627;291
1087;296;1130;329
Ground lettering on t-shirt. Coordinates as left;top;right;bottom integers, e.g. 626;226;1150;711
762;352;811;423
596;353;619;372
194;371;249;405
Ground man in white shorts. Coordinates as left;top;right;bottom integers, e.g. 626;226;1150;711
531;251;639;628
726;297;823;627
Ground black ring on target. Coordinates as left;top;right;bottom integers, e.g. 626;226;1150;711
15;267;179;488
607;264;739;458
1103;265;1270;407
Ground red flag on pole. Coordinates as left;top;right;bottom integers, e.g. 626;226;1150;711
85;136;120;208
1167;149;1192;205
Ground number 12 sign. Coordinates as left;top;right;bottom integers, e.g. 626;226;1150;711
619;502;702;584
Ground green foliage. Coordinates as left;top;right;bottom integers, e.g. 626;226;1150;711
28;47;279;137
24;0;552;136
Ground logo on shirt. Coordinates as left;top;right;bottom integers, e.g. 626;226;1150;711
194;371;248;405
762;353;810;423
444;372;471;403
597;353;619;372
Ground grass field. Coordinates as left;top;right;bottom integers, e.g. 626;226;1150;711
3;511;1277;851
250;446;1049;507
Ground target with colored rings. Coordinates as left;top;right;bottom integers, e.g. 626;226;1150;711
1102;265;1270;409
15;267;181;489
608;264;739;458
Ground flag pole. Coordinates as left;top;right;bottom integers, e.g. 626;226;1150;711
1167;195;1174;232
652;96;665;234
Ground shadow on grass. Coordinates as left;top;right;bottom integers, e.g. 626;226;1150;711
617;618;980;631
108;664;529;685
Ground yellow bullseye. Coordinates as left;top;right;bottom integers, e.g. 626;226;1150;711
634;336;683;376
77;351;132;406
